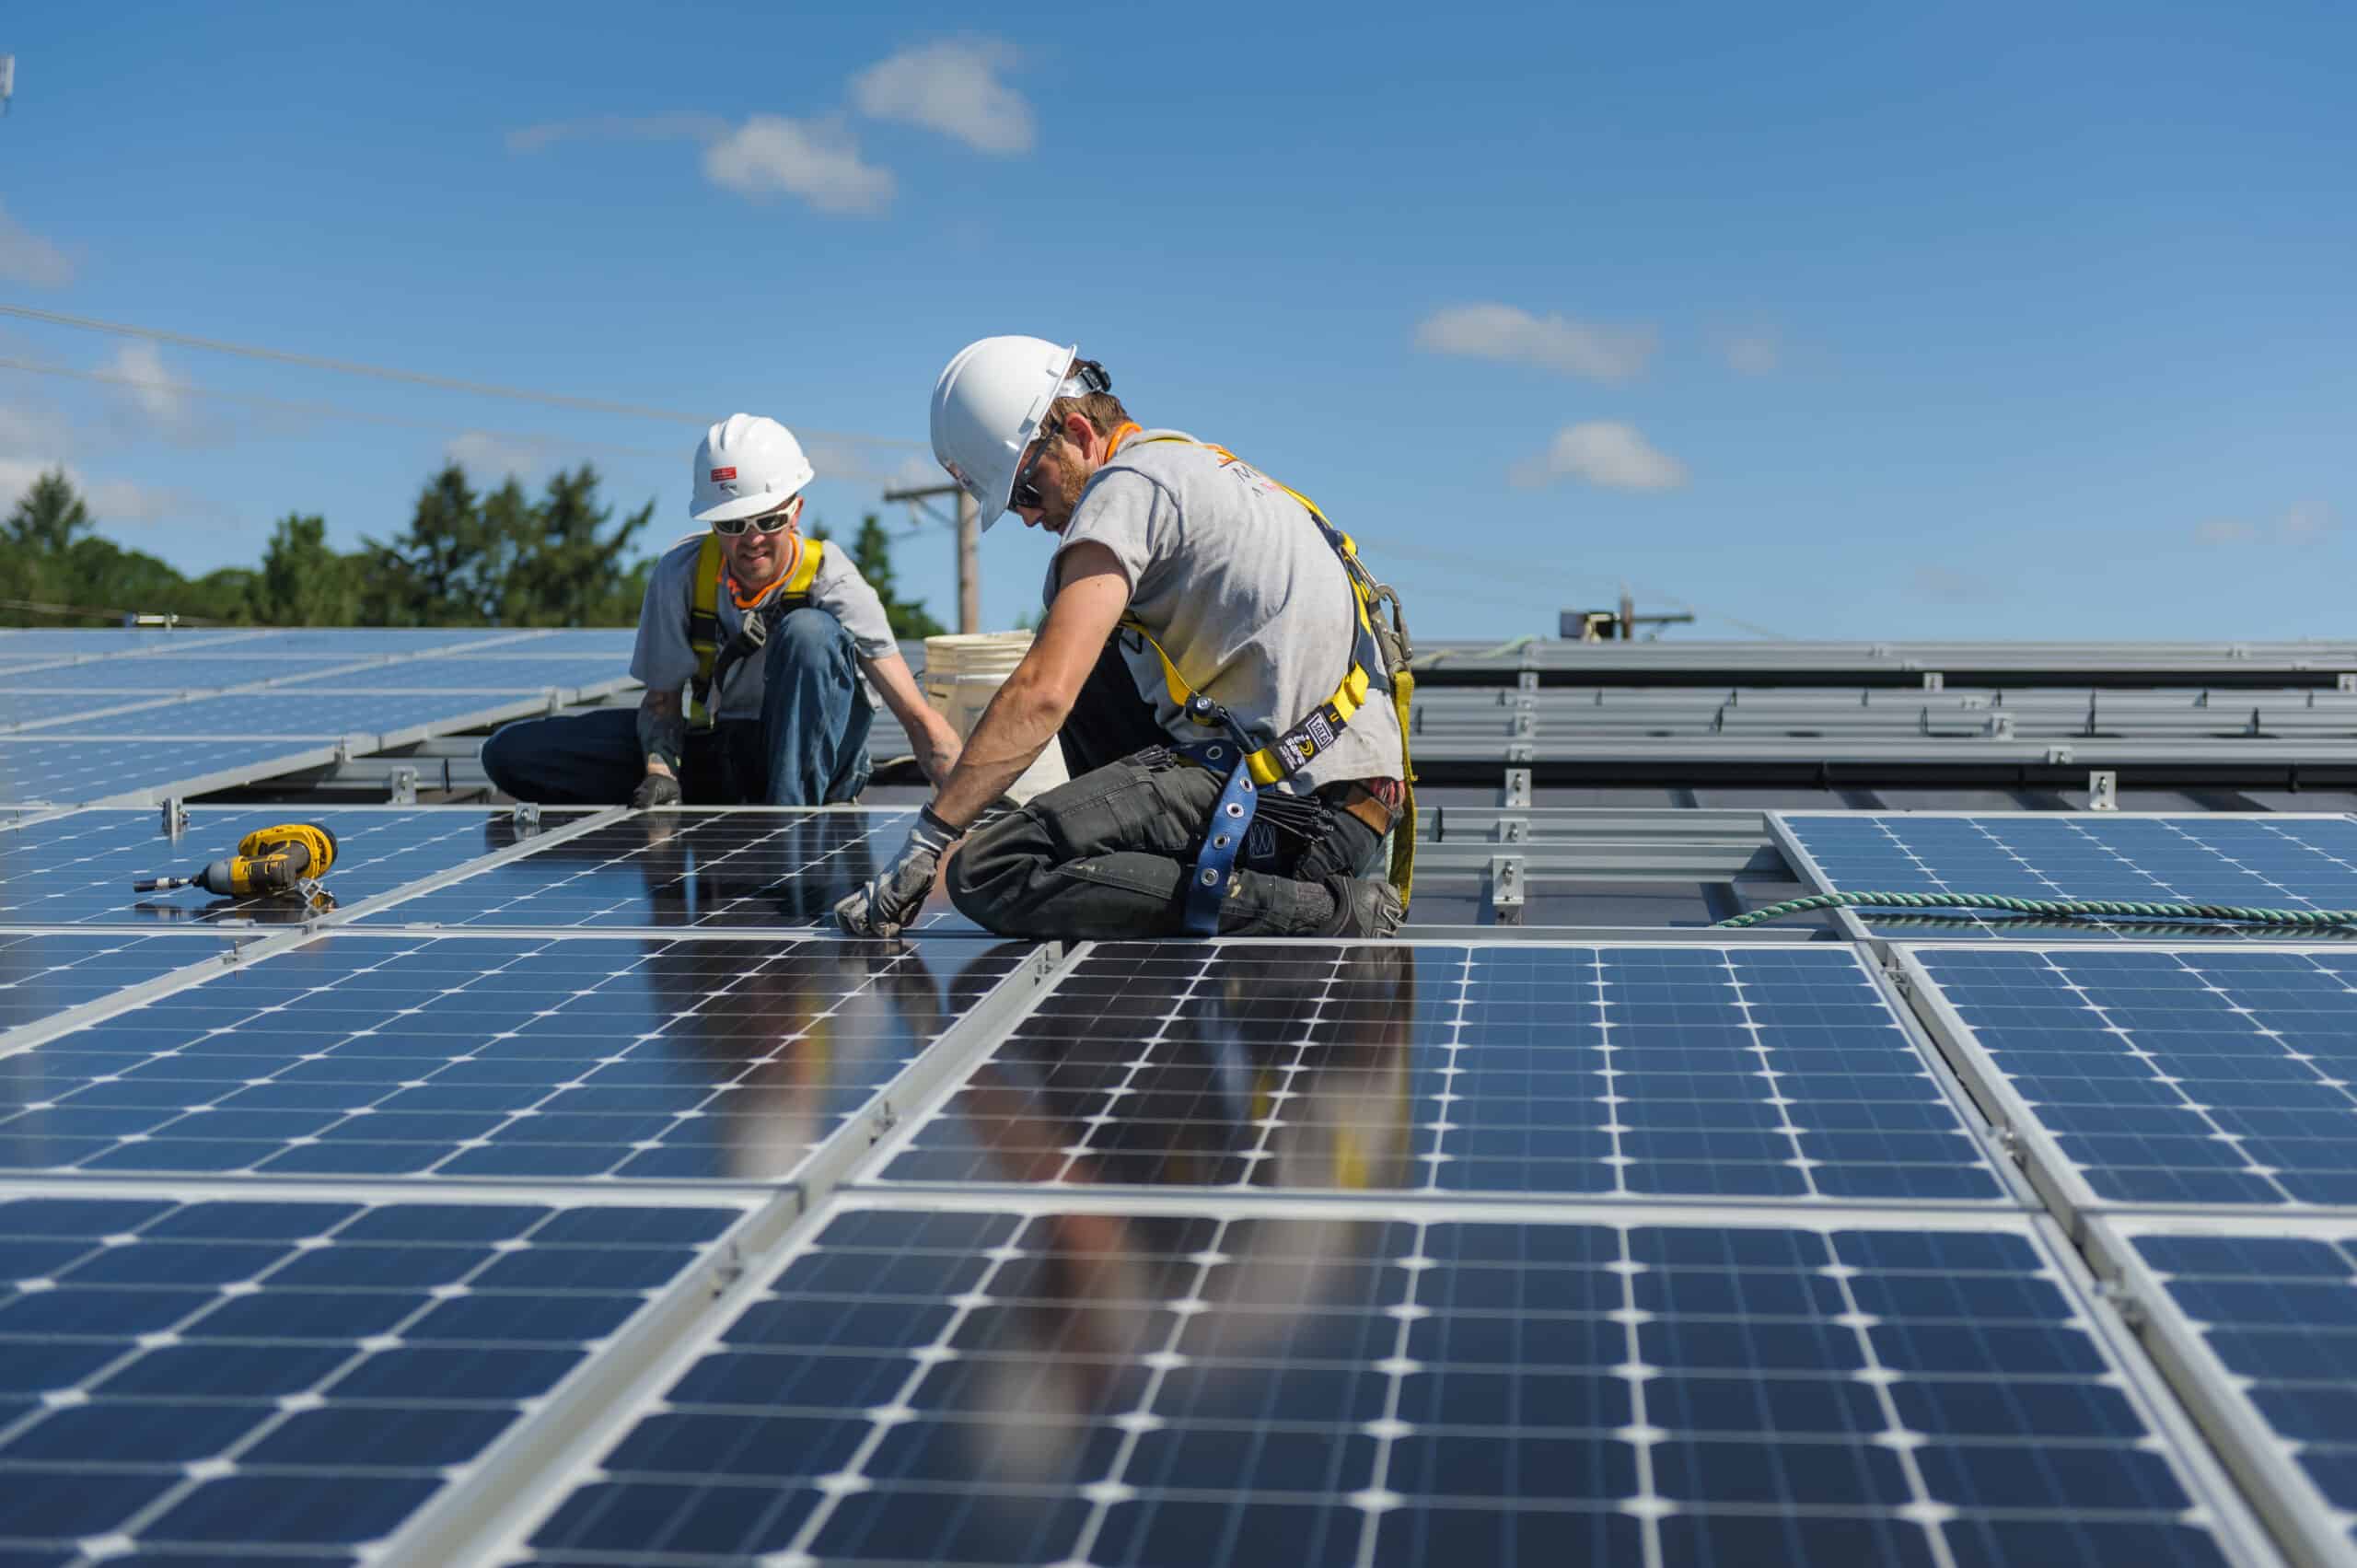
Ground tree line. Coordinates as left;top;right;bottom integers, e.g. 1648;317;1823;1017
2;463;946;636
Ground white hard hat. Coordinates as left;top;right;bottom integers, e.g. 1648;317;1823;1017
930;335;1077;530
692;413;816;524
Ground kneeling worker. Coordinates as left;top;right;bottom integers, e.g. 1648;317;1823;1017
482;414;962;807
837;337;1411;941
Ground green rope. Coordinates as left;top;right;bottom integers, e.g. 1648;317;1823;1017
1716;891;2357;930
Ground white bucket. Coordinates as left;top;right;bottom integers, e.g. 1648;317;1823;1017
923;632;1070;805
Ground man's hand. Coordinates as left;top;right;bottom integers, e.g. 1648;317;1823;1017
631;769;682;810
918;733;963;790
835;806;959;937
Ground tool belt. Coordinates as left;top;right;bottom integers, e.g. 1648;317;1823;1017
1109;432;1418;935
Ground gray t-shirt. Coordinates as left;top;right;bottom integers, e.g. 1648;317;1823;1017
632;532;896;719
1045;429;1405;792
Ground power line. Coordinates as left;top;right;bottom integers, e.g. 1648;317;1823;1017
0;356;912;486
0;302;923;447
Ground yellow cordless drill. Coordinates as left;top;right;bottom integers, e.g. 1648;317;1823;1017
134;822;340;898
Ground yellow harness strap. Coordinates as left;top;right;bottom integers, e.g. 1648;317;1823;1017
1107;433;1418;905
687;535;825;729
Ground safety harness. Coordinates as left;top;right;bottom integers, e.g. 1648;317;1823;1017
685;532;826;730
1105;431;1418;934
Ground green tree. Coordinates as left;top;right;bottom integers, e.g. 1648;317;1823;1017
250;514;359;625
6;467;91;555
846;513;946;640
500;464;655;626
361;463;493;625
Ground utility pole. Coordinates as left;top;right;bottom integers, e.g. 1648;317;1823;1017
882;481;981;634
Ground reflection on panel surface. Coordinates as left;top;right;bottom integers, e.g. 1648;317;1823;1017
0;807;584;925
879;944;2004;1202
358;808;979;933
0;1193;746;1562
0;738;335;806
1916;947;2357;1205
1783;814;2357;941
0;934;1033;1181
0;931;242;1032
517;1202;2233;1568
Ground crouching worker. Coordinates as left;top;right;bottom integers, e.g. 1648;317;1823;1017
836;337;1412;941
482;414;962;807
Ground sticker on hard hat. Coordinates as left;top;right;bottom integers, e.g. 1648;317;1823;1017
710;467;737;482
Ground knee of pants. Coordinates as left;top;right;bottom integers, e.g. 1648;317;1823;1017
944;815;1033;923
479;721;528;795
768;607;854;671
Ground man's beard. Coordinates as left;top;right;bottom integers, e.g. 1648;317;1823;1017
1037;447;1093;532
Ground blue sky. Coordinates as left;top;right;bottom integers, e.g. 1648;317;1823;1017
0;1;2349;639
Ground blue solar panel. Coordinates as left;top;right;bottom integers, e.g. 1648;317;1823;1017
193;629;536;656
355;809;981;933
0;933;1033;1181
3;656;378;691
0;738;338;806
877;944;2006;1202
518;1202;2235;1568
0;932;244;1031
0;1192;746;1562
276;656;634;692
1915;947;2357;1205
0;630;254;654
1782;814;2357;938
24;691;540;739
0;691;167;729
0;807;583;924
2127;1224;2357;1558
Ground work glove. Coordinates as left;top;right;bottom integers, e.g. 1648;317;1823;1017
631;770;683;810
835;805;959;938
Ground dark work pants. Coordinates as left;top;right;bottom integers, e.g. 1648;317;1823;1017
480;608;873;806
946;749;1382;939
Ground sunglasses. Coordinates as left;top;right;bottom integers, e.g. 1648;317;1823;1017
713;500;799;538
1008;419;1061;512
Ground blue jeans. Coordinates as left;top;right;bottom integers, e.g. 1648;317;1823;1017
481;608;874;806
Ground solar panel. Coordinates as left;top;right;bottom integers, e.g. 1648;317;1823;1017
355;808;980;933
0;807;593;924
490;629;640;656
0;691;170;730
1778;814;2357;939
275;656;635;692
0;629;255;654
1908;947;2357;1207
0;931;243;1031
190;629;540;656
2096;1215;2357;1565
17;691;548;740
0;738;341;807
512;1197;2247;1568
871;943;2009;1203
4;655;387;691
0;1189;753;1562
0;932;1035;1182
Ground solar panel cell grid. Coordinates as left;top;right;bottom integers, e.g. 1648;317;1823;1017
275;656;633;691
1914;948;2357;1206
0;931;242;1032
0;738;335;806
0;933;1032;1182
2124;1225;2357;1557
877;944;2006;1203
513;1203;2235;1568
4;656;376;691
1781;814;2357;940
22;691;538;738
355;808;977;932
0;1193;744;1562
0;807;580;924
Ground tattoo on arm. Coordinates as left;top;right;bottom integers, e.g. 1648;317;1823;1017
637;691;685;773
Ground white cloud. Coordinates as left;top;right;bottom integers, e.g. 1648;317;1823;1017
1722;328;1781;377
2196;503;2336;548
0;202;74;289
1509;421;1687;492
851;38;1035;156
1415;303;1655;382
447;430;549;482
505;112;730;155
103;340;209;437
702;115;895;215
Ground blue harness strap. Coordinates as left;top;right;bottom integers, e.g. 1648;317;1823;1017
1178;733;1260;935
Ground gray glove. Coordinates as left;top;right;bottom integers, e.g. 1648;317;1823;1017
835;806;959;937
631;770;682;810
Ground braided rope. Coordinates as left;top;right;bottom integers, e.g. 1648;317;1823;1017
1715;891;2357;930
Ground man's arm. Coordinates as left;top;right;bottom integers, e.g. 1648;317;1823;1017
929;542;1131;830
636;688;684;779
859;651;964;787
